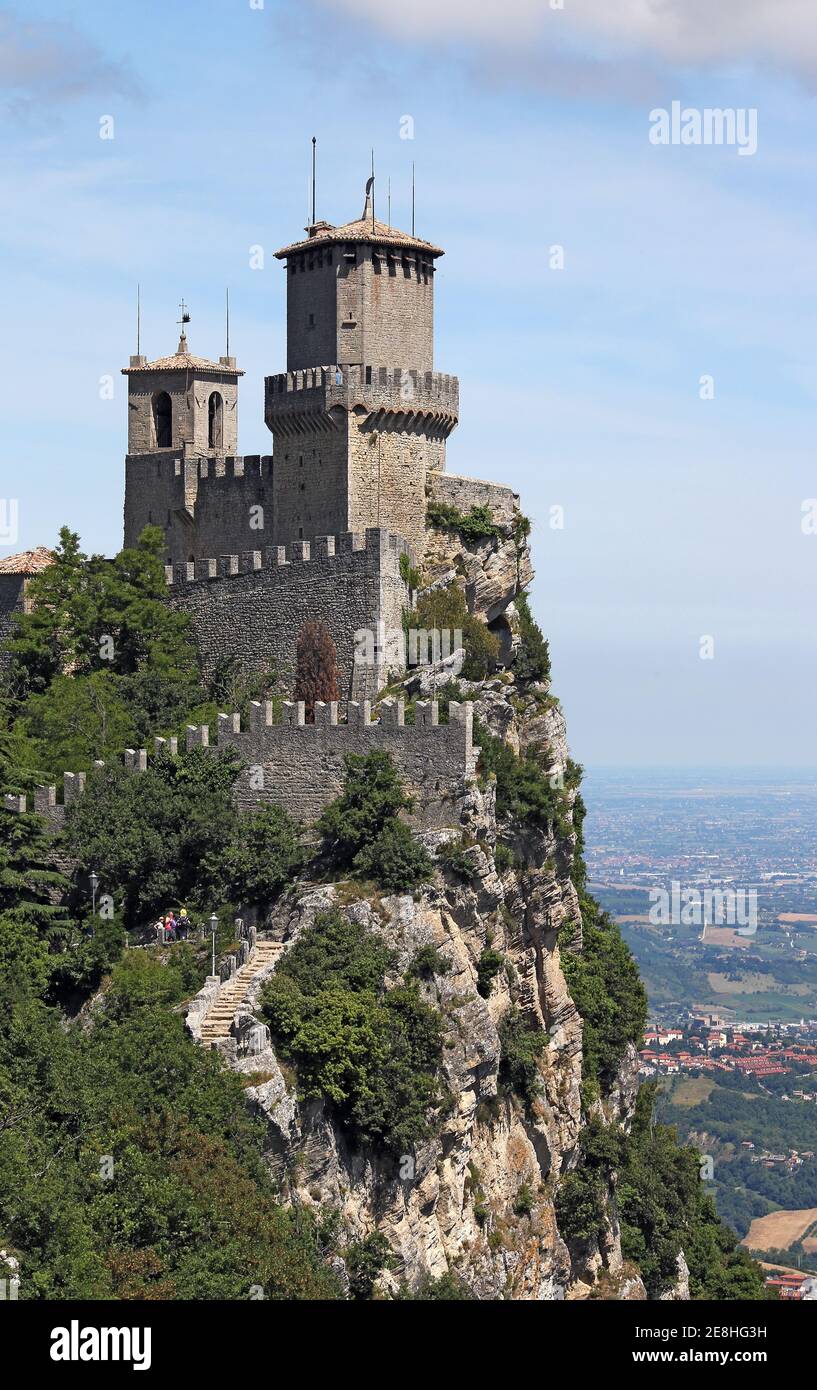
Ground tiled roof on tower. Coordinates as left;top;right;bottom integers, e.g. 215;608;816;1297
122;332;244;375
275;190;443;260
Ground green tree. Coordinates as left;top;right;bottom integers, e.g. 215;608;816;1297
63;747;242;929
221;804;304;908
318;750;412;867
261;910;444;1153
353;819;433;893
512;591;551;684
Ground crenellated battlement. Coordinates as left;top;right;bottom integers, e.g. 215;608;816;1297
264;364;459;438
163;525;409;590
4;698;476;833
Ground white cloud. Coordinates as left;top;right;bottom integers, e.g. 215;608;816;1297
0;8;141;120
322;0;817;84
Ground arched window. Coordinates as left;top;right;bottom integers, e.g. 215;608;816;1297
153;391;172;448
208;392;223;450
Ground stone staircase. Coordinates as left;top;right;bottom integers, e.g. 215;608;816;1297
198;940;283;1044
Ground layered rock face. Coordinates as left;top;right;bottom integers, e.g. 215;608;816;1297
201;511;646;1298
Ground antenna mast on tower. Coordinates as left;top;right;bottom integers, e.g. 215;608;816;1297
311;136;317;225
136;283;141;356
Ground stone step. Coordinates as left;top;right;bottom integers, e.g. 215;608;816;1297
197;941;285;1040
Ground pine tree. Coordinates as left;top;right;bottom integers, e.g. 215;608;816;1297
0;805;69;937
293;620;340;722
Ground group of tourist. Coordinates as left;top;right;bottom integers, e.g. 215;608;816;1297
154;907;191;943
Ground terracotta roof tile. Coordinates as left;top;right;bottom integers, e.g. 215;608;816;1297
0;545;53;575
275;206;443;260
122;335;243;376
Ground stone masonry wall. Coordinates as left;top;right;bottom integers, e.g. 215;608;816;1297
0;574;25;674
5;697;477;834
348;414;447;558
124;452;273;564
166;527;410;701
427;470;521;527
265;366;458;555
220;696;476;826
124;366;239;455
284;243;435;373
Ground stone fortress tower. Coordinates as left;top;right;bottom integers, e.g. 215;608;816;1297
265;187;458;555
5;180;522;823
120;182;517;699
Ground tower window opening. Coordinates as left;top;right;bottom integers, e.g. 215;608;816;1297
153;391;172;448
307;312;315;328
208;392;224;450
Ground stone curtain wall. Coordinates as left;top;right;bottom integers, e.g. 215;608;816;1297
166;527;410;700
220;697;477;826
124;452;273;564
427;470;521;526
0;574;25;674
5;698;477;834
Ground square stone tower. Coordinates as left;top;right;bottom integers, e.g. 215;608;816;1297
265;189;459;557
121;333;247;557
123;333;242;456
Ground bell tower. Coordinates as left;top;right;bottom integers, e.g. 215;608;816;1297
121;325;245;554
123;329;242;457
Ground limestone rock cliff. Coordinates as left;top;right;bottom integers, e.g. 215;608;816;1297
192;515;654;1299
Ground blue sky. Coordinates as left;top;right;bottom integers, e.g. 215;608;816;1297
2;0;816;767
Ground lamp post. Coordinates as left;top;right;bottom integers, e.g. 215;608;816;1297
89;870;99;921
209;913;218;978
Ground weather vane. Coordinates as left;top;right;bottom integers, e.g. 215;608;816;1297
177;299;190;330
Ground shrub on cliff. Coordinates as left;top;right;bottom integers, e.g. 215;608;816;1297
354;818;433;894
512;591;551;685
261;909;444;1153
558;893;647;1092
426;500;502;543
406;585;500;682
498;1006;546;1111
318;750;432;891
293;619;341;722
473;719;568;830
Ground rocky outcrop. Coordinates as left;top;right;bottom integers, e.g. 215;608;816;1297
190;663;647;1299
185;513;668;1299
